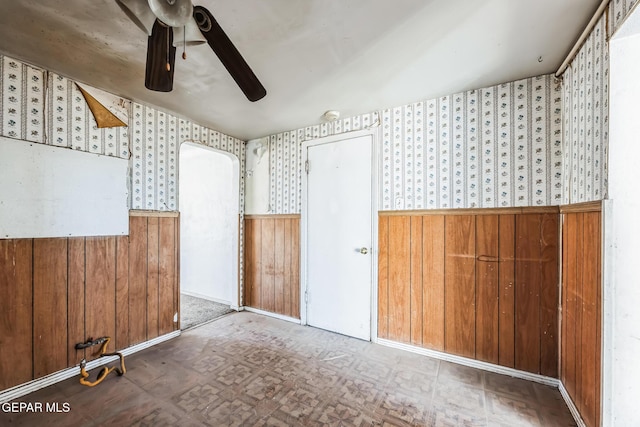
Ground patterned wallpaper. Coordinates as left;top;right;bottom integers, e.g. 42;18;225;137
561;0;637;204
610;0;638;31
561;15;608;204
265;75;562;214
0;56;45;143
384;75;562;210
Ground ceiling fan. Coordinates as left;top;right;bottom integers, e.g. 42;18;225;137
115;0;266;101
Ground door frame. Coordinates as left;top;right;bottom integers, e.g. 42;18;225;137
300;129;379;340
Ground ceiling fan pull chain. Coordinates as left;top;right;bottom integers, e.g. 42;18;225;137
166;25;171;71
182;25;187;60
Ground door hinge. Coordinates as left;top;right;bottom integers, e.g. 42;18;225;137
304;291;309;303
305;160;309;174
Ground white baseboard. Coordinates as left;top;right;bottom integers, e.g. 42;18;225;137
242;307;301;324
0;330;180;404
376;338;559;387
558;381;587;427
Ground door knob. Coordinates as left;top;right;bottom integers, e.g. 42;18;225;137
359;247;368;255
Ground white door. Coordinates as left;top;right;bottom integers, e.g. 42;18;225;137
305;134;372;341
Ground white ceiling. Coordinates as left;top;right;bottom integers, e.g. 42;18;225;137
0;0;599;141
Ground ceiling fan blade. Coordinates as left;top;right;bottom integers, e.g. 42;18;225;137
193;5;266;102
145;20;177;92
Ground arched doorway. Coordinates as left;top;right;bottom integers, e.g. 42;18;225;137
178;142;240;328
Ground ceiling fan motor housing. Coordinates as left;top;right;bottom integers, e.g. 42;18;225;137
148;0;193;27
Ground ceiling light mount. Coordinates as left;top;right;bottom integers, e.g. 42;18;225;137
323;110;340;122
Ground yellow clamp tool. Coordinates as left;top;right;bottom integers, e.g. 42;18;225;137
75;337;126;387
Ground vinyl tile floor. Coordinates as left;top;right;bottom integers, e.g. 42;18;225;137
0;312;576;426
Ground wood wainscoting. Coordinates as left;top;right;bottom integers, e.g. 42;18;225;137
0;211;179;391
378;207;559;377
560;202;602;427
244;215;300;319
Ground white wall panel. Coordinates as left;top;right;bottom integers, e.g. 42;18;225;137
0;136;128;238
607;8;640;423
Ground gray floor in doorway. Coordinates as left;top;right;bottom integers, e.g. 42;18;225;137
180;294;233;330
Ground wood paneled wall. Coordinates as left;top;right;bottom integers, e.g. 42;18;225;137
244;215;300;319
561;203;602;427
378;208;559;377
0;211;179;391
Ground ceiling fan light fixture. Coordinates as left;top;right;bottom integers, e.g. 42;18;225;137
173;19;206;47
148;0;193;27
